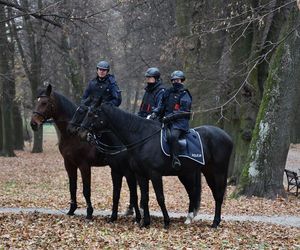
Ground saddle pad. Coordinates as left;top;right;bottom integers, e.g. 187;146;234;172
160;128;205;165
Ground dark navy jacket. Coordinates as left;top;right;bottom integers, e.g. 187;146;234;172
138;81;165;118
81;74;121;107
154;83;192;131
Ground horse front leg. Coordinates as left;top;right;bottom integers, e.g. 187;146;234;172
138;176;150;228
151;173;170;229
109;170;123;223
124;172;141;223
79;165;93;220
65;160;78;216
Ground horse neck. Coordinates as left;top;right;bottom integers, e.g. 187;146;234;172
52;93;76;138
102;104;160;145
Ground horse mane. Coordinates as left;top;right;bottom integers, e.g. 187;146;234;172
52;91;77;120
102;103;160;133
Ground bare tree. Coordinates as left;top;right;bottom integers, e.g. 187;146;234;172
0;4;15;156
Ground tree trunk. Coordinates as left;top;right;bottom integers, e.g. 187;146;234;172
11;0;44;152
0;4;15;156
0;106;2;151
6;10;24;150
13;103;24;150
238;8;300;198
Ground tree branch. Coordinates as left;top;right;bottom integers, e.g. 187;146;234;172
0;0;62;28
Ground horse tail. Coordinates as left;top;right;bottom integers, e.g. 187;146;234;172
194;167;201;215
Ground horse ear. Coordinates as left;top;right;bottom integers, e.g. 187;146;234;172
45;84;52;96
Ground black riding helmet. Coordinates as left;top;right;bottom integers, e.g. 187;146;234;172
171;70;185;81
145;67;160;79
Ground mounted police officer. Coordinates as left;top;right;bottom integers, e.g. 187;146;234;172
152;70;192;170
69;60;122;133
138;67;165;119
81;60;122;107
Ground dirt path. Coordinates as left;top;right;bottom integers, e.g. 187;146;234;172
0;207;299;228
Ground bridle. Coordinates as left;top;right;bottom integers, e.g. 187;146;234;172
32;95;55;124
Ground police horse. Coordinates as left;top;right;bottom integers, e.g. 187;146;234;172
30;84;141;222
80;103;233;228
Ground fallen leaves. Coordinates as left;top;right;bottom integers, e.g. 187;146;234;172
0;213;299;249
0;138;299;248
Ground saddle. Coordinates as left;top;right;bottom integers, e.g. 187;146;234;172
161;128;205;165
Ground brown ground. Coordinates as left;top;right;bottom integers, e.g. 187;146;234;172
0;128;299;249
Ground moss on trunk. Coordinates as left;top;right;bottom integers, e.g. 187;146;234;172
238;9;300;198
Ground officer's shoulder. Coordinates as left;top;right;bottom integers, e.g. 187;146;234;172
89;78;97;84
108;74;116;83
181;88;192;97
159;84;167;91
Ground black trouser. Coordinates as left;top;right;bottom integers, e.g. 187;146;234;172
169;128;183;159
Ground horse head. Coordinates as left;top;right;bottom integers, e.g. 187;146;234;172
30;84;55;131
67;105;89;135
78;103;109;140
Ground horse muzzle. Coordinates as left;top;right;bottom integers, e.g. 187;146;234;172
77;128;88;141
67;123;80;135
30;120;40;131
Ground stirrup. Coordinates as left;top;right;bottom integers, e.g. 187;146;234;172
172;157;181;170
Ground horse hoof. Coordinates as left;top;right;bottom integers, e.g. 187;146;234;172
184;212;194;224
133;216;141;224
85;215;93;220
124;207;134;216
184;218;192;224
67;203;77;216
108;216;117;223
163;223;170;229
139;221;150;229
87;207;93;218
211;221;220;228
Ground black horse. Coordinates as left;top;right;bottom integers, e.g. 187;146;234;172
80;103;233;228
30;84;141;222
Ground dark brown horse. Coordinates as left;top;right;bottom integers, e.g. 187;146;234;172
30;84;141;222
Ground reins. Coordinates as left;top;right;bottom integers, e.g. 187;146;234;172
88;127;162;155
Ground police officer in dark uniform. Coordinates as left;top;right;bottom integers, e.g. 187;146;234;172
152;70;192;170
69;60;122;132
81;60;122;107
138;67;165;119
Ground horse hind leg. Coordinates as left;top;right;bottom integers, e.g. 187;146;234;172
178;170;201;225
79;166;93;220
203;165;227;228
151;174;170;229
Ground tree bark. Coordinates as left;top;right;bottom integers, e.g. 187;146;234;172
238;8;300;198
11;0;44;152
0;4;15;156
6;7;24;150
0;106;2;151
